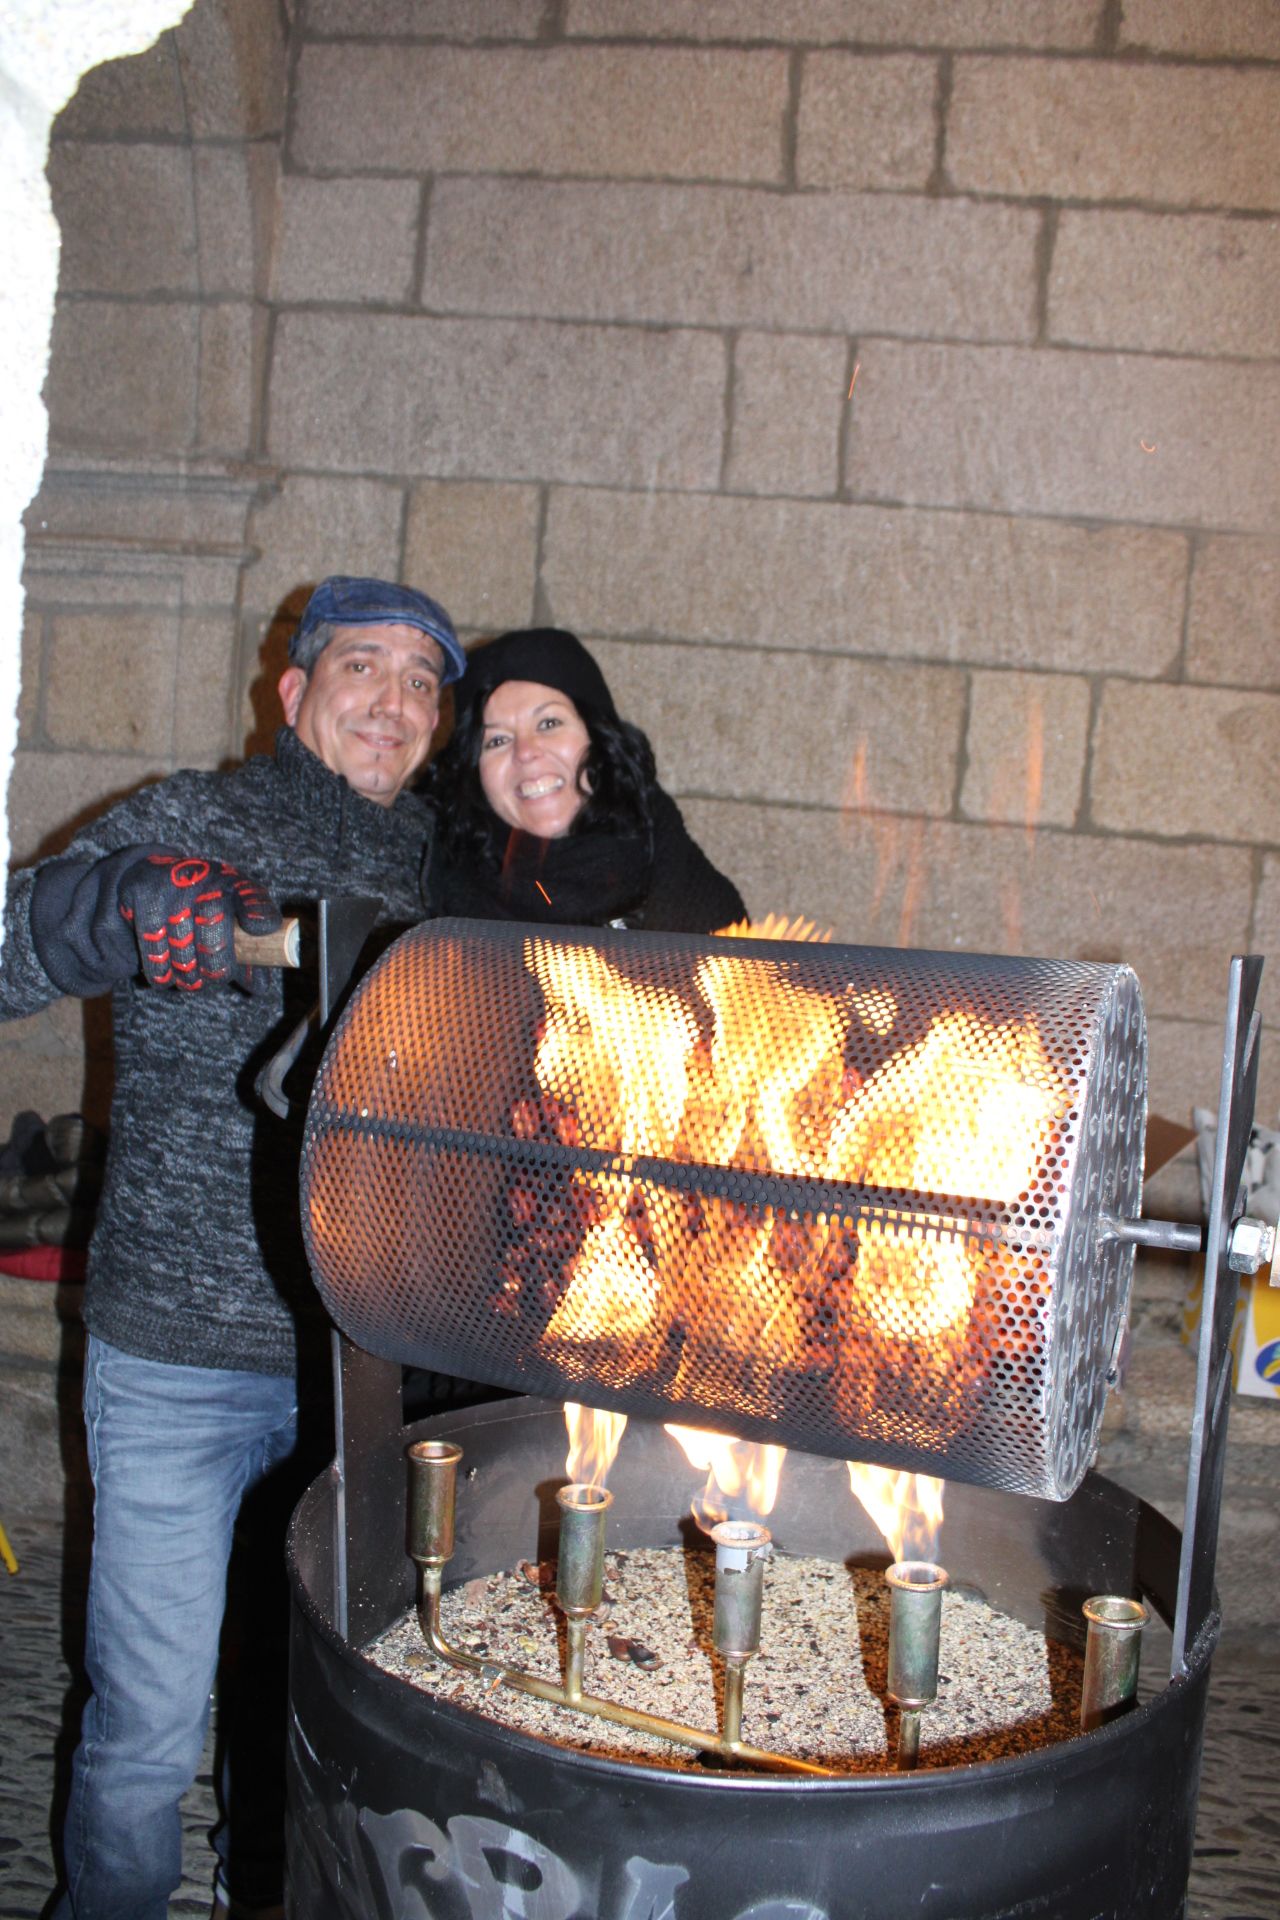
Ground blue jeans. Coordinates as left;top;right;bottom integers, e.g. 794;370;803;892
55;1336;304;1920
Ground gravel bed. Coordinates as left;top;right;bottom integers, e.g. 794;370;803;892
367;1546;1084;1773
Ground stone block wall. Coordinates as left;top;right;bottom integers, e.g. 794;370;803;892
8;0;1280;1140
11;0;285;1124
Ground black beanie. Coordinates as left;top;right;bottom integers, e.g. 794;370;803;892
454;629;619;730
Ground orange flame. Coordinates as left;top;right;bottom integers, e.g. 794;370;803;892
564;1402;628;1487
523;929;1069;1457
846;1463;945;1563
716;913;833;944
664;1423;787;1529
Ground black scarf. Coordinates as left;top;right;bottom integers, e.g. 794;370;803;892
431;811;654;926
429;790;746;933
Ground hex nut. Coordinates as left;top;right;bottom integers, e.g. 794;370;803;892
1227;1215;1277;1275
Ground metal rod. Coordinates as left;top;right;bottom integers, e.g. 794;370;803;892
415;1571;833;1776
886;1560;948;1771
564;1617;589;1705
721;1659;748;1750
358;1114;1007;1240
1080;1594;1148;1732
1098;1212;1202;1254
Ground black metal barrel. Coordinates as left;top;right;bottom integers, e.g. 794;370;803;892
286;1397;1213;1920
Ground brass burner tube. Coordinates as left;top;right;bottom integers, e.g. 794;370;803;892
555;1484;611;1703
711;1521;771;1751
407;1439;463;1566
1080;1594;1148;1732
407;1441;832;1777
886;1560;948;1770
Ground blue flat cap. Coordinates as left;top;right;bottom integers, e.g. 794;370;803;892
292;576;465;684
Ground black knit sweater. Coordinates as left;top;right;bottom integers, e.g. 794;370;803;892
0;729;433;1375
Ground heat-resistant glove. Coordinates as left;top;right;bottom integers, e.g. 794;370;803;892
118;852;282;993
30;845;282;997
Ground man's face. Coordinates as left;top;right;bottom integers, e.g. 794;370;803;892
279;623;444;805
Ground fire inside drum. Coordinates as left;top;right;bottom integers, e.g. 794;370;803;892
302;920;1146;1500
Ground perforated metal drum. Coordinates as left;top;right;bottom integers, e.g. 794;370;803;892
301;920;1146;1500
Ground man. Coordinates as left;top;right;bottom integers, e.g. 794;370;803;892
0;576;463;1920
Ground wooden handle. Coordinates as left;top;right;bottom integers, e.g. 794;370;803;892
233;917;302;969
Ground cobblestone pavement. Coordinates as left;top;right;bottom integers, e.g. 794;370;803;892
1;1524;216;1920
2;1514;1276;1920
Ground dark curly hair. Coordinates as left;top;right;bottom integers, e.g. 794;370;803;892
430;692;658;868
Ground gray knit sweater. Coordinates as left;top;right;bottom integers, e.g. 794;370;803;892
0;728;433;1374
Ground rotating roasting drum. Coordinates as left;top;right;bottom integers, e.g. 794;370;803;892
303;919;1154;1502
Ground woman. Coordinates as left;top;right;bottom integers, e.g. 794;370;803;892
427;627;745;933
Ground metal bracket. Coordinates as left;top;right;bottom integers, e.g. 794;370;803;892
319;895;384;1026
1171;954;1265;1676
256;896;384;1121
311;896;396;1644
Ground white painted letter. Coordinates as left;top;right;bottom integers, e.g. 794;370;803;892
619;1857;691;1920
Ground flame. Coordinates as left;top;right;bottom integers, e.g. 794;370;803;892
823;1008;1064;1431
825;1008;1063;1201
664;1423;786;1528
716;912;832;944
564;1402;628;1487
846;1463;945;1563
520;931;1069;1458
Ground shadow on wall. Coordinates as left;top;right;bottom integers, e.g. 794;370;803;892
241;583;313;765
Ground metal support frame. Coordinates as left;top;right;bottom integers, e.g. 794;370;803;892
1172;954;1265;1675
311;897;397;1644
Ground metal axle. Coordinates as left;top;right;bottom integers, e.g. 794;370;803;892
1099;1209;1277;1279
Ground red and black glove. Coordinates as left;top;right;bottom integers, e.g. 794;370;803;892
117;852;282;993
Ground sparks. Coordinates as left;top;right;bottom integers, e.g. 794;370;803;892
848;361;861;399
535;881;552;905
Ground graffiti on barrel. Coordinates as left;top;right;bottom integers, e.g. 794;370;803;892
289;1742;830;1920
353;1807;830;1920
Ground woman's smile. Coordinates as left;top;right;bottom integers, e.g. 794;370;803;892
480;680;592;838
